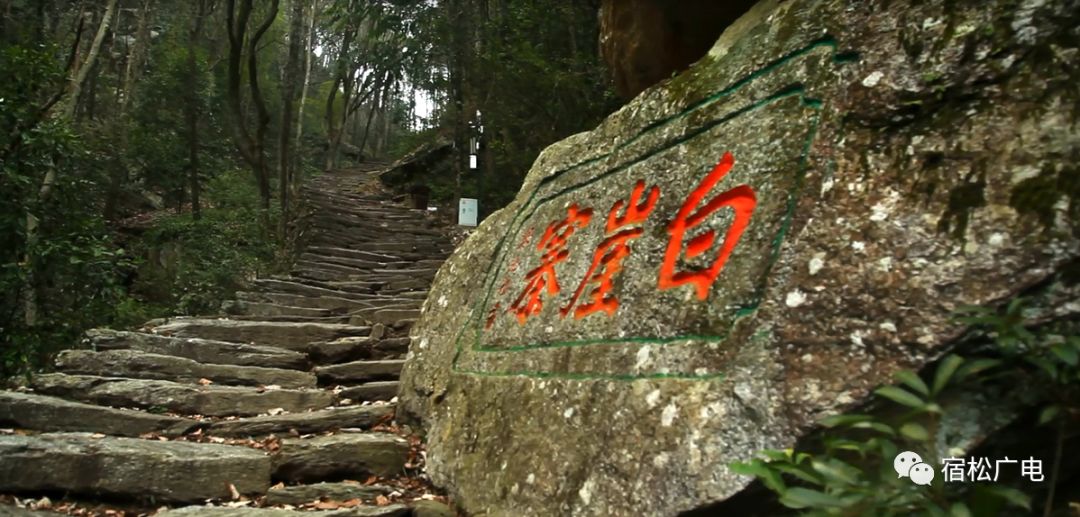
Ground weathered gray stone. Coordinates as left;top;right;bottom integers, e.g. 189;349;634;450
209;405;394;437
150;318;370;350
237;291;371;313
86;329;309;370
398;0;1080;515
310;336;410;364
410;501;456;517
0;391;196;437
263;482;392;506
338;382;399;403
222;299;335;319
368;308;421;326
369;323;387;340
160;505;409;517
253;279;372;300
315;360;404;385
28;374;333;417
55;349;317;388
0;504;50;516
0;433;270;503
272;433;409;483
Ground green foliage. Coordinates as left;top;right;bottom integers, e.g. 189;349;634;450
2;1;307;378
128;169;279;316
395;0;618;213
732;300;1079;516
0;44;131;376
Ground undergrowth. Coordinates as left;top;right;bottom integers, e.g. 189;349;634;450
733;299;1079;516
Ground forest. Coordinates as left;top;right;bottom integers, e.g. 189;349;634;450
0;0;617;377
2;0;1077;515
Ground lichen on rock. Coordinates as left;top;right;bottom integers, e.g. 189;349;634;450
399;0;1080;514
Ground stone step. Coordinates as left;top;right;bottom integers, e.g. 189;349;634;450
315;360;405;385
305;247;406;262
298;253;410;271
394;291;430;300
307;239;447;256
265;277;378;296
209;404;394;437
86;329;309;370
0;433;271;503
254;279;374;300
308;242;447;259
28;374;334;417
294;258;371;276
162;506;410;517
387;319;416;332
307;337;411;364
0;391;197;437
221;299;337;319
333;218;445;237
222;313;352;324
352;307;421;326
263;481;393;506
290;267;351;282
370;268;437;277
237;292;370;313
0;504;42;516
312;222;443;240
383;277;432;291
272;433;409;483
322;281;388;293
55;350;317;389
306;247;449;265
336;382;399;403
149;318;370;350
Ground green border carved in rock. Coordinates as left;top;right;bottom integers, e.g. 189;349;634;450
450;36;857;380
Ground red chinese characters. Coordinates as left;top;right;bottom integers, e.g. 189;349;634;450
561;180;659;319
493;151;757;330
508;204;593;324
658;152;756;300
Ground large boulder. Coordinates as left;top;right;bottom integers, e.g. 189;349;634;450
399;0;1080;515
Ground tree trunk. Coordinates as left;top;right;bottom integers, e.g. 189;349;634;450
358;82;385;157
62;0;117;120
291;0;315;187
322;4;358;172
278;0;306;239
447;0;469;207
23;0;117;327
226;0;280;230
104;0;152;221
185;0;210;221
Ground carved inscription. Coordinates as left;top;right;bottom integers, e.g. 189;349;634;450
490;152;755;329
453;38;851;378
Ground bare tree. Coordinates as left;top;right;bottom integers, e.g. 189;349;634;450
62;0;118;120
277;0;307;238
294;0;316;154
186;0;214;220
19;0;117;326
226;0;280;228
104;0;154;220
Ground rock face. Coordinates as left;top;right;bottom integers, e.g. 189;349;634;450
399;0;1080;515
599;0;758;99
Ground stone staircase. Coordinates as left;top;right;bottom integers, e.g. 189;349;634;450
0;167;455;516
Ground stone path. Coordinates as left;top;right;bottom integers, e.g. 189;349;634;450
0;166;455;516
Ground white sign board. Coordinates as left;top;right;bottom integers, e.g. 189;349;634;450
458;198;478;227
